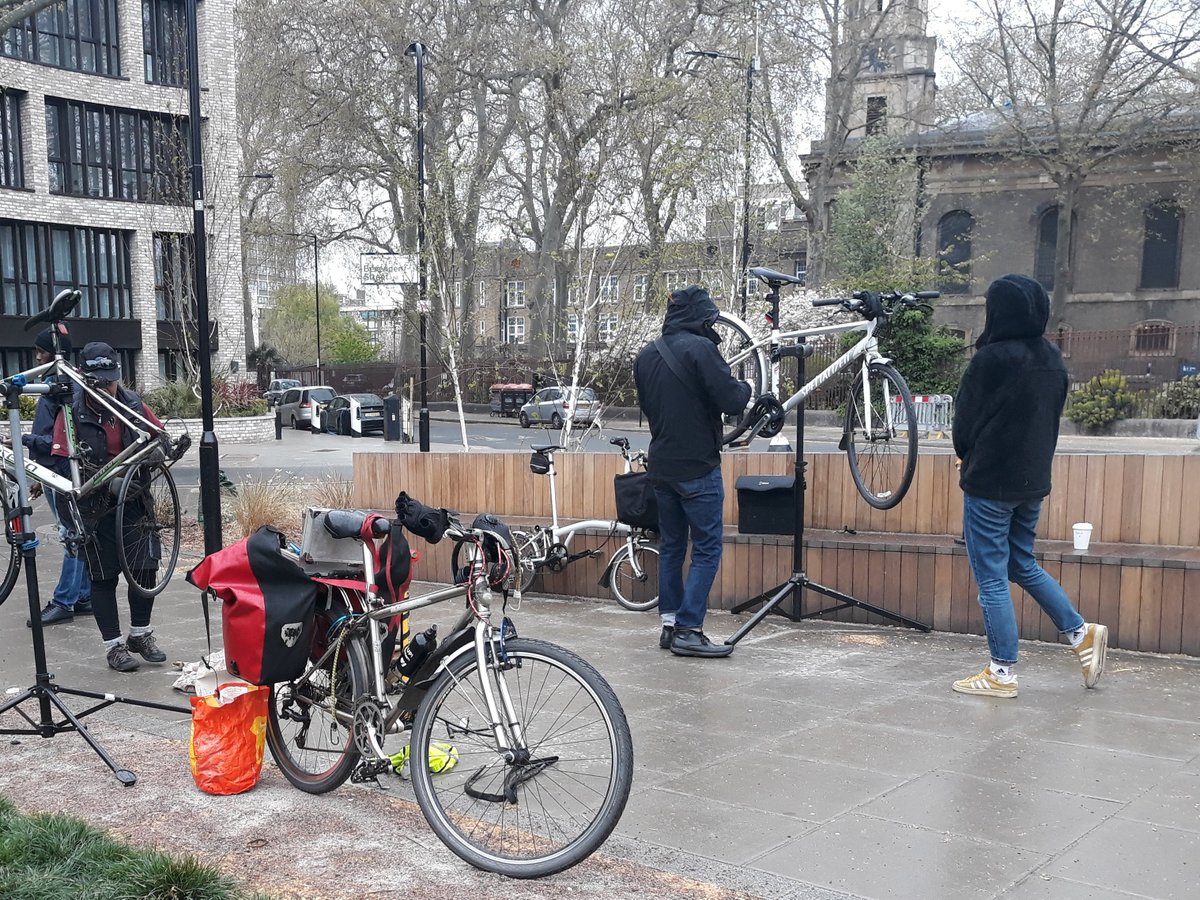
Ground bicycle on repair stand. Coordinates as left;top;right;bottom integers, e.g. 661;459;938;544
513;437;659;611
716;267;939;509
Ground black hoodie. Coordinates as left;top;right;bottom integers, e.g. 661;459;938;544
634;286;752;482
953;273;1068;501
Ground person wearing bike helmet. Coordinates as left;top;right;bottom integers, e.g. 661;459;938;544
17;325;93;626
51;342;167;673
635;285;751;658
951;274;1107;699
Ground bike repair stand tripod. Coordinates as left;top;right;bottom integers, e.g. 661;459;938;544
0;375;189;785
725;278;929;647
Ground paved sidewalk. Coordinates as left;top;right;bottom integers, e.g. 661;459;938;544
1;536;1197;899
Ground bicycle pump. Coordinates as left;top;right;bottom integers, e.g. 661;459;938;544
724;271;930;645
0;374;188;785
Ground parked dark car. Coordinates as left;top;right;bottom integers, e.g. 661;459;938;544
263;378;301;408
323;393;386;436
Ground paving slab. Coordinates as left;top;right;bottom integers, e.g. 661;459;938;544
2;534;1199;899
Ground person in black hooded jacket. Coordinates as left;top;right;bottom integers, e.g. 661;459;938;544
634;285;751;658
951;274;1108;699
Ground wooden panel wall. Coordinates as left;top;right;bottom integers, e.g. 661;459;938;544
354;451;1200;548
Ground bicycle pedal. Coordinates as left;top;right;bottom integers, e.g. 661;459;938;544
728;437;750;448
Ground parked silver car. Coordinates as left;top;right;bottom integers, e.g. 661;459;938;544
263;378;301;408
278;385;337;429
518;386;599;428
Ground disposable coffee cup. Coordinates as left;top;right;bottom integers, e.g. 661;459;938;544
1072;522;1093;551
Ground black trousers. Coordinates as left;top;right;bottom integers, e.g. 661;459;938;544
90;576;155;642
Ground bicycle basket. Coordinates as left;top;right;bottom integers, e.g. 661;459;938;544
529;451;551;476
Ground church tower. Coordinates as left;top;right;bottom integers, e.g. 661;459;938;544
839;0;937;138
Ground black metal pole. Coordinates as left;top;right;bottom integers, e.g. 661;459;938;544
738;57;755;321
313;235;321;374
408;41;431;452
186;0;221;554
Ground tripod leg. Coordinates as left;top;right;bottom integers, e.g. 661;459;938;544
40;689;138;785
725;576;804;646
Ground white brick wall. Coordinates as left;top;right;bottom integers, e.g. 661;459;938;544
0;0;246;387
163;414;275;445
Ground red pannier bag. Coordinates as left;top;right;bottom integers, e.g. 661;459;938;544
186;525;321;685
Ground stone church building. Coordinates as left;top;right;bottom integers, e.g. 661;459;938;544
805;0;1199;374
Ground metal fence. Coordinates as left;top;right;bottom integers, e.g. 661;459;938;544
889;394;955;436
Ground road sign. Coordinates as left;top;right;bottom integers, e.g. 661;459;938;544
361;253;417;285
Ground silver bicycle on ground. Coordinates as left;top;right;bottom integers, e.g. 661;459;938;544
513;438;659;611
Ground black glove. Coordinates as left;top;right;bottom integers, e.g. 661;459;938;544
394;491;451;543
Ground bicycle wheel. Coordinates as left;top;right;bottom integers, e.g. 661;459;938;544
608;541;659;611
115;462;181;596
0;478;22;606
509;529;540;594
844;362;918;510
266;631;368;794
712;313;767;443
410;637;633;878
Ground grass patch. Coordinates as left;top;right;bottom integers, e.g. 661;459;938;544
0;796;265;899
228;476;301;540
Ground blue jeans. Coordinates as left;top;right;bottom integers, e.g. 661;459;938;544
49;491;90;610
654;468;724;631
962;494;1084;665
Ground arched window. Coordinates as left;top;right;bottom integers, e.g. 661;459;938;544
937;210;974;293
1034;207;1059;290
1139;201;1183;290
1131;320;1176;357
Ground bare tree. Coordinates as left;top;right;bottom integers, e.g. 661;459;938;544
945;0;1200;326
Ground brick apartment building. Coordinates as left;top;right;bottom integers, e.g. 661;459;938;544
0;0;245;388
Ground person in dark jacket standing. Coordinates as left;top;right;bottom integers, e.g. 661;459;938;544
634;286;751;658
20;325;92;625
951;274;1107;698
52;343;166;673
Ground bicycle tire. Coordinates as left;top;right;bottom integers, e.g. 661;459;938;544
0;478;22;606
844;363;918;510
410;637;633;878
608;541;659;611
115;461;181;596
266;630;368;794
509;529;540;594
712;313;767;443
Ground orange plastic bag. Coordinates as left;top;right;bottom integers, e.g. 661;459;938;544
188;682;269;795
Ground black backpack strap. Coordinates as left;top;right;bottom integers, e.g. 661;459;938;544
653;337;706;404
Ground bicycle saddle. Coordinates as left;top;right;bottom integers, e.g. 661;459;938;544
322;509;390;540
609;437;630;448
750;266;802;286
23;289;81;331
531;444;565;453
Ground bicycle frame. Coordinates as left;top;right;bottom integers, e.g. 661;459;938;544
718;308;895;439
0;356;170;501
303;529;524;758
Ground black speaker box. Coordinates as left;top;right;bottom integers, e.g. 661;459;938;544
735;475;796;535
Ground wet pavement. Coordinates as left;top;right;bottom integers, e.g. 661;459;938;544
1;527;1197;899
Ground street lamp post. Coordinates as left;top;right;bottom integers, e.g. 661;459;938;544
406;40;431;453
185;0;222;554
284;232;321;374
687;49;757;320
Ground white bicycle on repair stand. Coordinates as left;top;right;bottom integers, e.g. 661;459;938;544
717;266;939;510
513;438;659;611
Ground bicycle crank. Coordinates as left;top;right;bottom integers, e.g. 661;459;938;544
351;698;389;759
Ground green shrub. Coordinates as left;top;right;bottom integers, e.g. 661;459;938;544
143;378;268;419
1066;369;1136;430
1151;375;1200;419
18;395;37;420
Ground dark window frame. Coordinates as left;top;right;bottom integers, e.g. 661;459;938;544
1;90;23;189
1034;207;1059;290
936;210;974;293
45;97;189;203
143;0;188;86
0;217;132;321
2;0;121;77
1130;320;1176;357
1138;200;1183;291
153;232;196;321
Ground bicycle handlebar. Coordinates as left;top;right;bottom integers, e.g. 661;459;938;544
811;288;941;317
